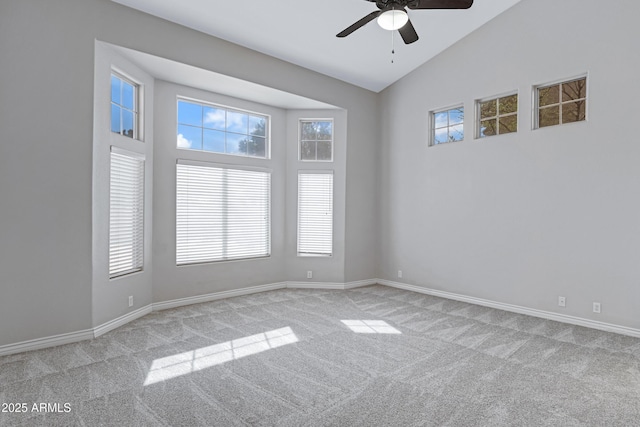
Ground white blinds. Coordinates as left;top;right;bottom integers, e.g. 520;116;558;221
176;162;271;265
297;172;333;256
109;148;145;278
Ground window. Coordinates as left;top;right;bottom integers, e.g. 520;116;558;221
300;120;333;161
536;77;587;128
111;73;138;139
297;172;333;256
109;148;144;278
176;161;271;265
177;99;268;158
478;94;518;138
431;106;464;145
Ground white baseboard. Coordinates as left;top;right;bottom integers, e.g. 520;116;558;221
154;279;376;310
152;282;288;311
0;280;376;356
94;305;153;338
287;279;376;290
344;278;378;289
0;305;154;356
377;279;640;338
9;277;635;357
0;329;94;357
287;281;345;289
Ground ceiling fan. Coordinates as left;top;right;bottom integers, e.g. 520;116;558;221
337;0;474;44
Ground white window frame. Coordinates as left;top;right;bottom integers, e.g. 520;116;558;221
297;171;334;257
430;105;464;146
176;97;270;159
476;92;518;139
299;119;334;162
109;146;145;279
110;71;141;140
533;74;588;129
176;159;272;266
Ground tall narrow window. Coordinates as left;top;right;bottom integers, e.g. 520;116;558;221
111;73;138;139
300;120;333;161
478;93;518;138
297;172;333;256
109;148;145;278
431;106;464;145
536;77;587;128
176;161;271;265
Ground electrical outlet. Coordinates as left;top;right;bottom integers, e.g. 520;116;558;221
128;296;133;307
398;270;403;279
307;271;313;279
593;302;601;313
558;296;566;307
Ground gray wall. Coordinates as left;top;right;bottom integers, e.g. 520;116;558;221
152;81;290;302
0;0;378;347
379;0;640;329
285;109;348;283
92;42;155;327
344;101;380;283
0;0;95;346
3;0;637;349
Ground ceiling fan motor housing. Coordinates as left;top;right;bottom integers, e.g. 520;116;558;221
375;0;412;9
339;0;473;44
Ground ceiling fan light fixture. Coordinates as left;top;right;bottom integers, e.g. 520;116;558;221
377;8;408;31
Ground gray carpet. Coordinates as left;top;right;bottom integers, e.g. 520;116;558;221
1;285;640;426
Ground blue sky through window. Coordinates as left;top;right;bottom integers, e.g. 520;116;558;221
110;74;136;138
433;107;464;145
177;99;268;158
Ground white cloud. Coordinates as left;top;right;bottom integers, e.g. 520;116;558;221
204;109;251;133
204;109;226;129
177;133;191;148
226;111;246;131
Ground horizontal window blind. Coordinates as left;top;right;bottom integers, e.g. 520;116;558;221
109;148;145;278
176;162;271;265
297;172;333;256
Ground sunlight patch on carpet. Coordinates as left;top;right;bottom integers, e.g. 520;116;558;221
341;320;401;334
144;327;298;386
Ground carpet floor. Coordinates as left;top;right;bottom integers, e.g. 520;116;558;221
1;285;640;426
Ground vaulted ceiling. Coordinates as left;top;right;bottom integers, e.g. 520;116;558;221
111;0;522;92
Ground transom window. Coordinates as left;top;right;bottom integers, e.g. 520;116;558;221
431;106;464;145
536;77;587;128
300;120;333;161
478;94;518;138
177;99;268;158
111;73;138;139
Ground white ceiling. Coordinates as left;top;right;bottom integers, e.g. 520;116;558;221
111;0;522;92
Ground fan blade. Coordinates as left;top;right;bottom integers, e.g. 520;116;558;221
337;11;380;37
408;0;473;10
398;19;419;44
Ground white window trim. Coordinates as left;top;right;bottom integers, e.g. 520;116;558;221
177;158;272;174
532;73;588;129
111;69;143;141
298;118;334;162
297;170;334;257
176;96;271;159
475;91;518;139
429;104;464;147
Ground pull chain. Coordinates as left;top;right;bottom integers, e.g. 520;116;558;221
391;26;395;63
